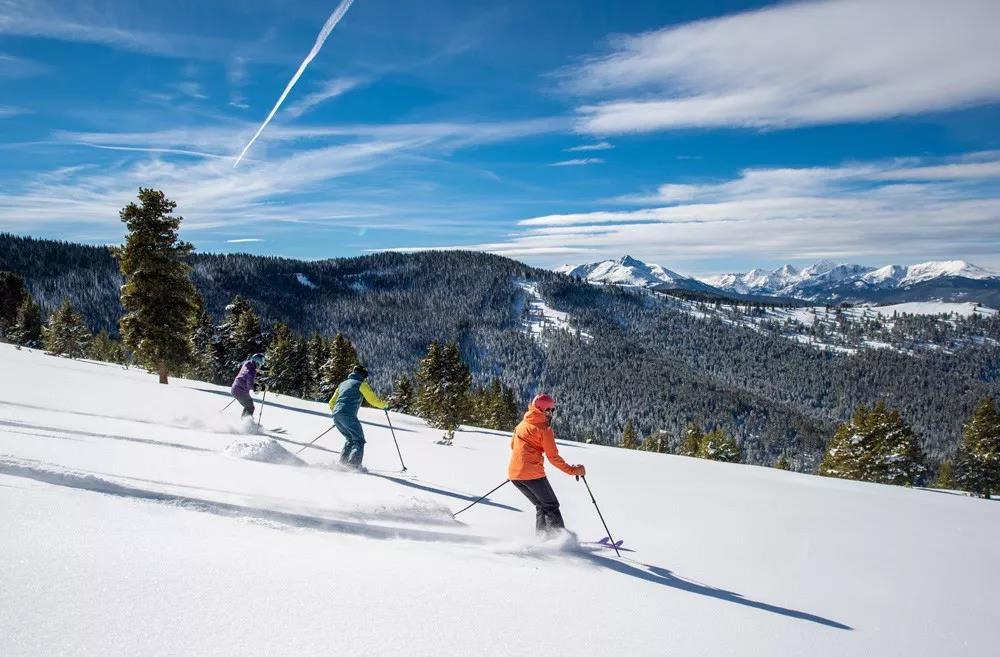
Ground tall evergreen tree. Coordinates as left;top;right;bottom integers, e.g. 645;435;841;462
437;341;471;444
115;188;198;384
954;397;1000;498
87;329;125;364
215;295;255;380
8;294;43;347
415;339;445;423
620;420;639;449
264;323;299;395
306;333;330;400
390;376;414;414
288;337;312;399
187;296;217;382
642;430;668;453
43;300;91;358
933;458;954;489
319;333;359;399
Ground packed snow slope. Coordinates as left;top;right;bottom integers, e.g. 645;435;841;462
2;345;998;657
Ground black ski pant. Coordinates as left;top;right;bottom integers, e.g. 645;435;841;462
233;390;255;418
511;477;565;535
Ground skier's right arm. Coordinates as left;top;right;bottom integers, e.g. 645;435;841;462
540;429;584;476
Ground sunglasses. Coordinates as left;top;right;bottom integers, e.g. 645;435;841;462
543;407;556;413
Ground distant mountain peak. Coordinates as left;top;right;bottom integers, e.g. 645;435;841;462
557;255;722;295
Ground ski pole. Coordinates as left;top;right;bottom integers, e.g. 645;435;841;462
578;475;621;557
384;410;407;472
295;425;336;455
218;398;237;413
452;479;509;518
256;388;267;430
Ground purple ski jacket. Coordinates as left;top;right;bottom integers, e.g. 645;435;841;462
231;360;258;396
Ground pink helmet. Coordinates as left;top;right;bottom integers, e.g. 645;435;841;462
532;393;556;412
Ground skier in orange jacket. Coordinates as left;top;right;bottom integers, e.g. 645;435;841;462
508;393;585;535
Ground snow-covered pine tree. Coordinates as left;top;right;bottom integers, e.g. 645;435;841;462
415;340;444;425
698;428;741;462
389;375;414;414
438;341;471;444
115;188;199;384
264;323;298;395
819;403;926;486
43;300;91;358
306;333;330;400
215;295;256;380
954;397;1000;498
187;298;217;382
678;423;703;457
641;430;668;453
620;420;639;450
319;333;358;400
288;336;311;399
8;294;43;347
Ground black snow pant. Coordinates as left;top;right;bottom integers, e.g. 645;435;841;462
511;477;565;535
233;390;255;418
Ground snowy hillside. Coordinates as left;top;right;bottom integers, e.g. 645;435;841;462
2;344;999;656
666;297;999;355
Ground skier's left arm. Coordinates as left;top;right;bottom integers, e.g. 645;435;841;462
360;381;388;410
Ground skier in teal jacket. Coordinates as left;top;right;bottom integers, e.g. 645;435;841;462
328;365;387;468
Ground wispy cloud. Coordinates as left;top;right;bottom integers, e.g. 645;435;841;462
550;158;604;167
0;52;48;78
562;0;1000;134
227;238;263;243
285;77;363;119
234;0;356;167
0;0;235;60
0;105;29;118
432;151;1000;269
566;141;614;152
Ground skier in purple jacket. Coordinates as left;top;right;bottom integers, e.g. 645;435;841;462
231;353;265;418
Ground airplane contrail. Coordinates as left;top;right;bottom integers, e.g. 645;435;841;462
233;0;356;168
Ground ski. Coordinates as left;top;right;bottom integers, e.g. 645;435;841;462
267;427;287;434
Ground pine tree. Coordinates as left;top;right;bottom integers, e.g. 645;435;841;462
498;386;520;431
319;333;359;399
8;295;43;347
415;340;445;424
776;455;791;470
0;271;28;340
620;420;639;450
438;341;471;444
87;330;125;364
43;300;91;358
819;403;926;486
933;458;954;489
306;333;330;400
954;397;1000;498
678;423;703;457
115;188;198;384
390;376;414;414
215;295;255;380
187;298;217;382
288;337;312;399
642;430;667;453
698;428;741;462
264;323;299;395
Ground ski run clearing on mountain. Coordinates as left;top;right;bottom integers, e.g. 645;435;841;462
2;343;999;656
666;296;999;355
516;280;588;342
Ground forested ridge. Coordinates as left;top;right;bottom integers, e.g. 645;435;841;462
3;232;998;470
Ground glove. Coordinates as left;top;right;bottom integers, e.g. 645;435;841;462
260;383;267;392
573;465;586;477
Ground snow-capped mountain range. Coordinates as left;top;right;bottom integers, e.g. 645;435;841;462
558;256;1000;305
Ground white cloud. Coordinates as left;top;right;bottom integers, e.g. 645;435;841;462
563;0;1000;134
0;52;48;78
227;238;263;243
436;152;1000;269
285;77;363;119
550;158;604;167
565;141;614;152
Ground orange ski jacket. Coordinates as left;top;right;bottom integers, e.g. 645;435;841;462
508;406;582;480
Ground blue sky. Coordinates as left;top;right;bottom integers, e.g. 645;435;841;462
2;0;999;276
